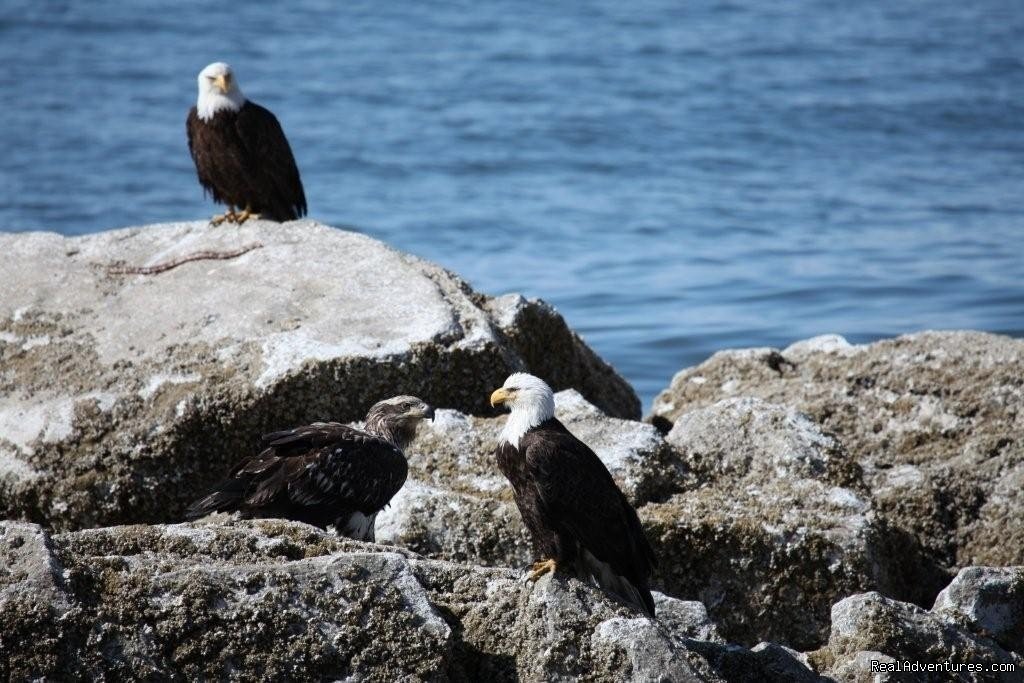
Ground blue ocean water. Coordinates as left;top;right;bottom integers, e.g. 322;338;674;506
2;1;1023;408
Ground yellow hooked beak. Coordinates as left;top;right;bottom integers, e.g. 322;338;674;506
490;387;512;408
213;74;230;93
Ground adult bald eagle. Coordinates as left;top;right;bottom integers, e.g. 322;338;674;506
185;396;434;540
490;373;657;617
186;62;306;226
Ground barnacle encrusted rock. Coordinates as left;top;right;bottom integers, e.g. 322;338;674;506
650;331;1024;572
642;397;943;650
384;392;945;650
0;520;722;682
931;566;1024;655
810;590;1023;682
0;220;638;530
4;520;1018;681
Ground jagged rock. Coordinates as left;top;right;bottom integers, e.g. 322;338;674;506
385;395;936;652
375;390;679;569
642;398;943;650
6;228;1022;680
375;479;530;568
0;519;727;682
404;390;676;504
589;617;713;682
650;331;1024;573
0;221;638;531
823;650;896;683
931;566;1024;655
7;520;1021;682
812;591;1023;682
688;641;823;683
654;593;725;643
664;396;863;489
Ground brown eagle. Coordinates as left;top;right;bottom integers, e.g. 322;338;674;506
490;373;657;617
186;62;306;226
185;396;434;540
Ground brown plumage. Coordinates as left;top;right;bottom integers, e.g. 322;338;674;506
185;396;433;540
491;373;657;617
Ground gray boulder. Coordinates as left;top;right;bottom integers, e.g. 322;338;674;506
0;220;638;531
0;521;72;674
654;593;725;643
689;641;824;683
932;566;1024;655
642;398;941;650
650;331;1024;574
811;591;1023;682
7;520;1019;682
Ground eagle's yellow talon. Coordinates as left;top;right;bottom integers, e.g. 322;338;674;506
210;208;239;226
234;205;261;225
527;558;557;582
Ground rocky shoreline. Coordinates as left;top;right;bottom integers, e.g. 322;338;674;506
1;222;1022;681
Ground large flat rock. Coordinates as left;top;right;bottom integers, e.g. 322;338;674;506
0;221;638;530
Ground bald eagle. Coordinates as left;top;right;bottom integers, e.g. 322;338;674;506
185;396;434;540
490;373;657;617
186;62;306;226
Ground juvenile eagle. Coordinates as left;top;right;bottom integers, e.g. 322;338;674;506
185;396;434;540
186;62;306;226
490;373;657;617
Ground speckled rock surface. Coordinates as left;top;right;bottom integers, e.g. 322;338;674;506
0;519;726;682
0;221;638;531
931;566;1024;655
387;393;946;651
690;641;824;683
11;517;1016;682
642;397;943;650
381;389;955;652
6;242;1023;682
810;591;1023;682
650;331;1024;573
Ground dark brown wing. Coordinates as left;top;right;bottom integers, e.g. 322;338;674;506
186;106;254;207
522;419;656;615
235;101;306;221
185;422;407;523
186;106;220;201
497;440;563;560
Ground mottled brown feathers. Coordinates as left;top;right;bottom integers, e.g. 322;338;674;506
185;422;407;538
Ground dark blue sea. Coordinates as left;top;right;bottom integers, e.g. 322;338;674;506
2;1;1023;408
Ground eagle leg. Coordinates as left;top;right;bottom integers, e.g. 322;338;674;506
210;206;239;226
234;205;261;225
527;558;557;582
